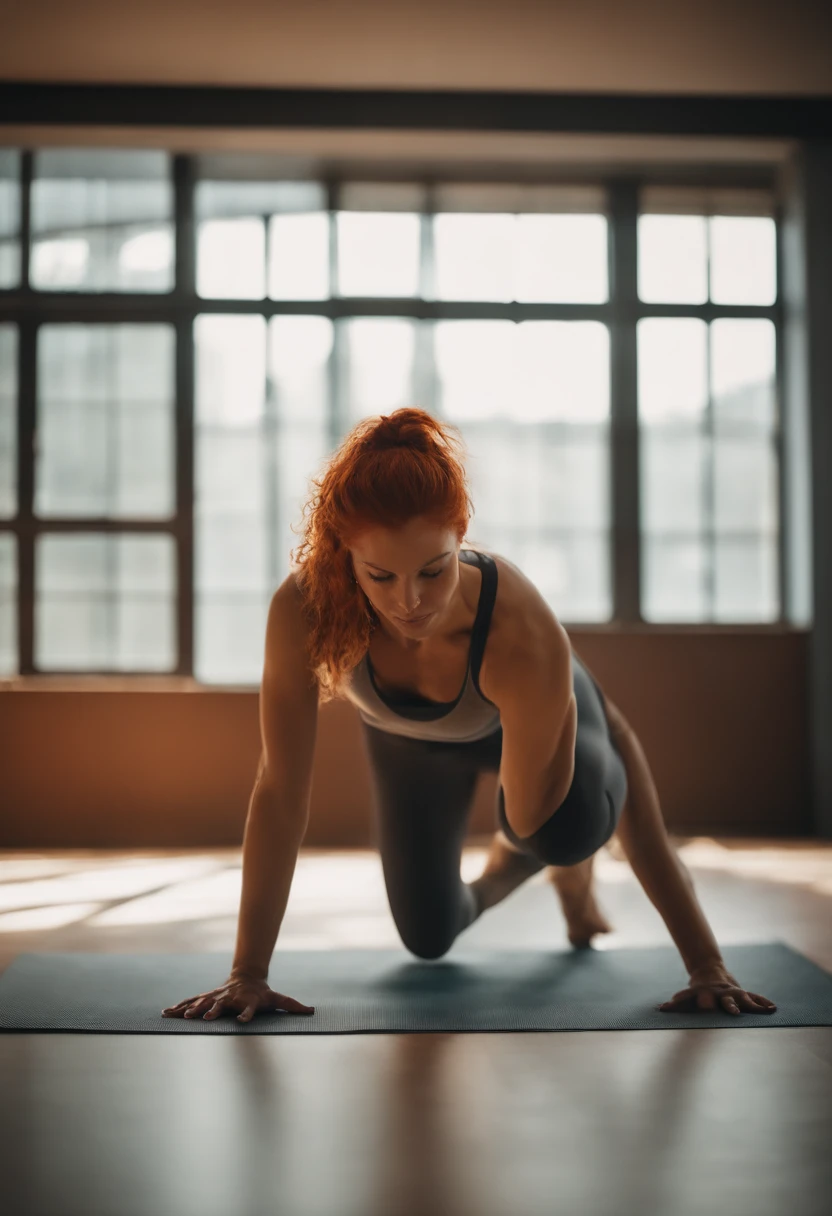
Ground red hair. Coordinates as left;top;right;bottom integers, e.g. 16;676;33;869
289;407;475;703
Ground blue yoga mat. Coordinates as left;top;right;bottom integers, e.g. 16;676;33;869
0;942;827;1034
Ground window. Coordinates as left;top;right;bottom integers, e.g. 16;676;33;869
35;533;177;671
0;151;21;289
340;181;613;624
30;149;174;293
193;313;331;682
0;153;784;681
36;324;176;519
638;188;779;622
195;180;328;300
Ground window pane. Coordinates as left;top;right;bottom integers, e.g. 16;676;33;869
0;325;17;517
193;315;268;629
638;215;708;304
432;186;607;305
196;600;268;686
641;429;707;535
196;517;269;595
196;180;327;301
515;214;608;303
435;320;515;418
0;534;16;674
0;150;21;288
268;315;331;570
440;317;612;621
194;314;267;426
268;212;329;299
714;436;778;533
515;322;609;423
517;532;610;623
35;534;176;671
714;537;778;621
198;218;266;299
465;424;608;534
436;320;609;424
637;318;708;424
468;519;610;622
434;214;514;301
31;150;173;292
336;212;420;297
711;319;777;433
36;325;175;518
341;317;418;423
642;539;708;622
710;216;776;305
194;312;332;685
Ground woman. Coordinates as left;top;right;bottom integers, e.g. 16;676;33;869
163;408;776;1024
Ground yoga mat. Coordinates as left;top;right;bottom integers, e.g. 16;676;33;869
0;942;828;1034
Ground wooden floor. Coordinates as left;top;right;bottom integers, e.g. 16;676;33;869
1;836;831;1216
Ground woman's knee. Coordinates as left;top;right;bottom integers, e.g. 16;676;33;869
391;888;474;960
397;921;457;960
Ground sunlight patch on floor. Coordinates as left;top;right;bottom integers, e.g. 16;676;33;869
0;858;222;923
0;841;829;945
675;837;832;893
0;902;105;931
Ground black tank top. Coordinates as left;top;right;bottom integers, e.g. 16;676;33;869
341;548;502;742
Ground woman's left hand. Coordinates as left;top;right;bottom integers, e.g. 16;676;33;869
658;964;777;1016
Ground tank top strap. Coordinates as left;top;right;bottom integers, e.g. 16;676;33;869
459;549;498;702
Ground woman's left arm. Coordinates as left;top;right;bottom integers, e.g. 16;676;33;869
608;710;777;1015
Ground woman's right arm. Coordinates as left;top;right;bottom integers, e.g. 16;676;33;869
231;574;320;982
163;575;320;1020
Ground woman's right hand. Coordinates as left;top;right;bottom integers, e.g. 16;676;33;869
162;973;315;1023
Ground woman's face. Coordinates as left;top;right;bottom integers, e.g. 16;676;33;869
349;518;461;640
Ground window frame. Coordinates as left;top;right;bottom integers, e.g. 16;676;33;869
0;151;786;679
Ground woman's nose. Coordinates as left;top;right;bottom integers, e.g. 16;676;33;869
398;587;421;611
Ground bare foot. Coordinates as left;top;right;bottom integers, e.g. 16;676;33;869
469;830;545;917
547;855;613;948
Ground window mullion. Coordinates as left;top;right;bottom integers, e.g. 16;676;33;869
173;153;195;675
608;178;641;623
17;317;36;674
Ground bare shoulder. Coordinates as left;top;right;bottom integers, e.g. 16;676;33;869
472;547;571;700
267;570;316;672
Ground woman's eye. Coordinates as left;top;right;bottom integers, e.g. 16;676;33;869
368;570;443;584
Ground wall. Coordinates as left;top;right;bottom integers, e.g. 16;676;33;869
0;2;823;846
2;1;831;95
0;630;811;848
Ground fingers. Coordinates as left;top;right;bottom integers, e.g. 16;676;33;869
184;997;215;1018
747;991;777;1011
739;991;777;1012
277;995;316;1015
658;986;778;1015
163;994;316;1022
162;995;205;1016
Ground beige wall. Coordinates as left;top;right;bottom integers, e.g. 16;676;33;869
0;630;812;848
0;3;819;847
2;0;831;95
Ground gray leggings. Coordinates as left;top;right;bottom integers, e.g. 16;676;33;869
361;654;628;959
